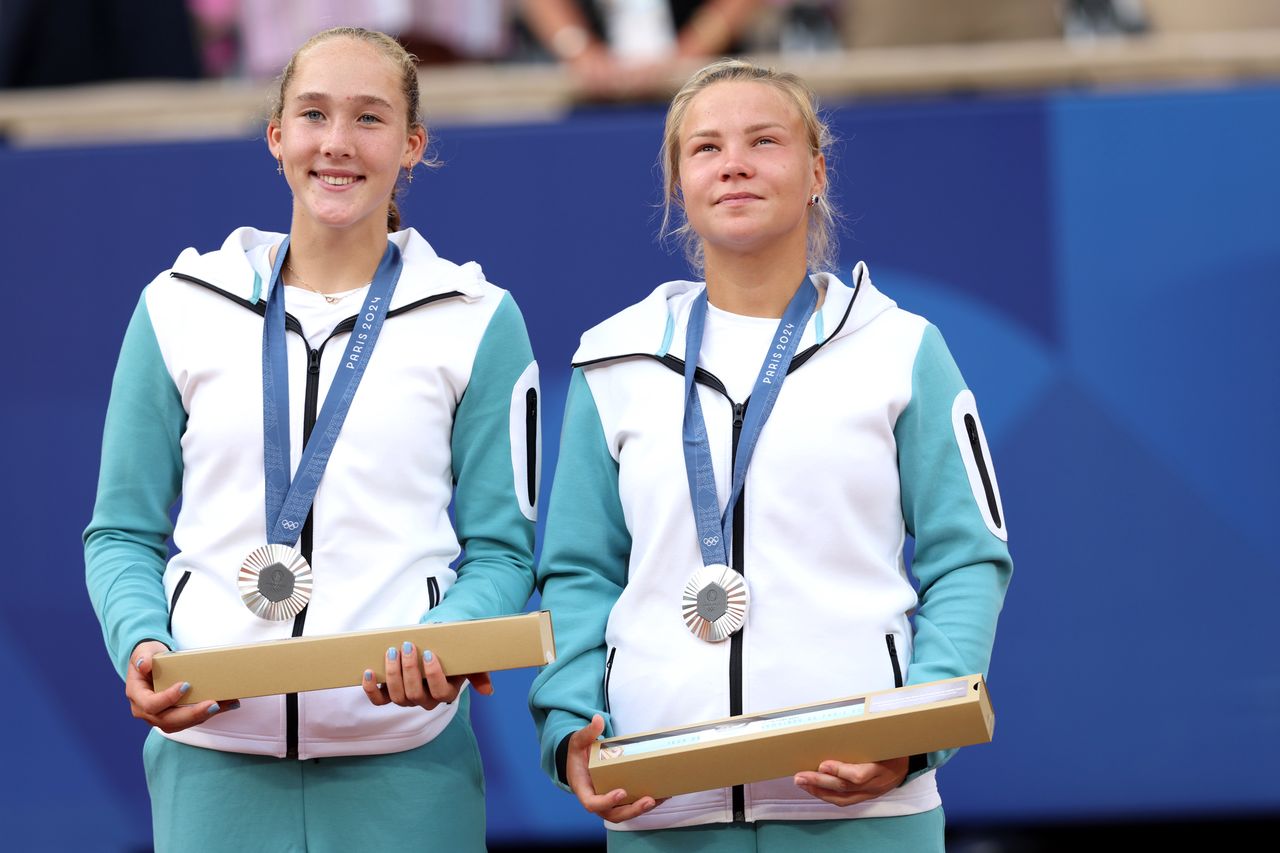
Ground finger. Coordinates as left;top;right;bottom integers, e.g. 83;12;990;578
153;699;237;733
467;671;494;696
793;770;855;793
361;669;390;706
420;649;457;707
819;761;878;786
574;786;635;819
130;640;167;677
565;715;609;797
794;781;874;808
397;642;430;707
132;678;193;716
569;714;606;750
383;646;407;705
600;794;661;822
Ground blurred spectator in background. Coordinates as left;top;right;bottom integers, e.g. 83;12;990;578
1141;0;1280;34
0;0;200;88
518;0;764;97
187;0;512;78
7;0;1277;93
835;0;1063;49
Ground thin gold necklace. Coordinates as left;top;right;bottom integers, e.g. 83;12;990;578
285;260;366;304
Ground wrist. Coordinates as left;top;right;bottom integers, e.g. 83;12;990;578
551;24;593;61
678;8;731;57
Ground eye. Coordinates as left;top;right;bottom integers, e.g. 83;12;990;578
301;109;324;122
694;143;718;154
754;137;777;146
357;113;382;125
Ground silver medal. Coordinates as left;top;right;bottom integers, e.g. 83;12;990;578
238;544;313;621
682;564;749;642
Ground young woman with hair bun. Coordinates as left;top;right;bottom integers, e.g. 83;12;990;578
531;58;1013;852
85;27;538;852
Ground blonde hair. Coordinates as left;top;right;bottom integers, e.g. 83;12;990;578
659;59;839;275
270;27;429;232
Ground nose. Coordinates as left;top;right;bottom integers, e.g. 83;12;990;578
718;144;752;180
321;121;354;158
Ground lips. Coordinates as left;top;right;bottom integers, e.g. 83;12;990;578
716;192;760;204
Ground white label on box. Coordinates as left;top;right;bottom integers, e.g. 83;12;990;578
866;679;969;713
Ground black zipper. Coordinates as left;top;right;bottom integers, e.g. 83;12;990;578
729;400;747;823
171;270;465;757
286;334;322;758
166;570;192;635
602;647;617;715
427;576;441;610
964;414;1002;530
886;634;904;688
525;387;539;509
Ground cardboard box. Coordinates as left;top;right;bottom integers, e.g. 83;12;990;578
589;674;993;803
153;611;555;705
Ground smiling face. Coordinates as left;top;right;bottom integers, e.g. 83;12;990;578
677;80;825;268
267;36;425;239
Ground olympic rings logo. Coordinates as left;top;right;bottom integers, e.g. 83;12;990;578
703;535;720;547
281;520;300;530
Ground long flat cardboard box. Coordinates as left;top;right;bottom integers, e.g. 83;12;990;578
153;611;555;705
589;674;993;803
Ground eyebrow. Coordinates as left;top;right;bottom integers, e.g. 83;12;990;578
293;92;396;110
686;122;788;140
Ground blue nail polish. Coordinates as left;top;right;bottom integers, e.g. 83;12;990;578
422;649;433;663
179;682;191;694
364;670;374;681
402;641;413;656
207;703;221;715
387;646;398;661
135;658;143;671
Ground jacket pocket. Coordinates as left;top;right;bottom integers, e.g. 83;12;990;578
885;633;904;689
427;576;441;611
602;646;617;714
525;387;539;509
166;570;192;636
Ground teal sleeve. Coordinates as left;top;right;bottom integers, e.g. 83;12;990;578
427;293;537;623
528;369;631;791
83;294;186;679
895;324;1013;779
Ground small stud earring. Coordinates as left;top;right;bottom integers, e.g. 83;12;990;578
809;194;820;207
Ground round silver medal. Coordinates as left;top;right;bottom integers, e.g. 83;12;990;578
238;544;313;621
681;564;749;643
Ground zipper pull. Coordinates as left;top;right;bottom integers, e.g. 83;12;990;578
307;348;321;375
732;402;746;429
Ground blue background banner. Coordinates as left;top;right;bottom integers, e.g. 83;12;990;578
1;83;1277;848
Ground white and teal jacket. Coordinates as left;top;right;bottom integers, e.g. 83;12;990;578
85;227;539;760
531;265;1012;830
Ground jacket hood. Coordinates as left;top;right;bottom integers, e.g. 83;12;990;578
572;261;895;366
168;226;490;310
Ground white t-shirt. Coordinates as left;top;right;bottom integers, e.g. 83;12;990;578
697;302;786;404
249;242;371;348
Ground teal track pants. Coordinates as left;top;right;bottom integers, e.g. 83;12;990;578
607;807;945;853
143;697;486;853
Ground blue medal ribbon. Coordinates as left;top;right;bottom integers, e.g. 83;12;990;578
681;279;818;568
261;237;403;546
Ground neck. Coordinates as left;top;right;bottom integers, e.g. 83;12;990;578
277;214;390;293
703;241;809;318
